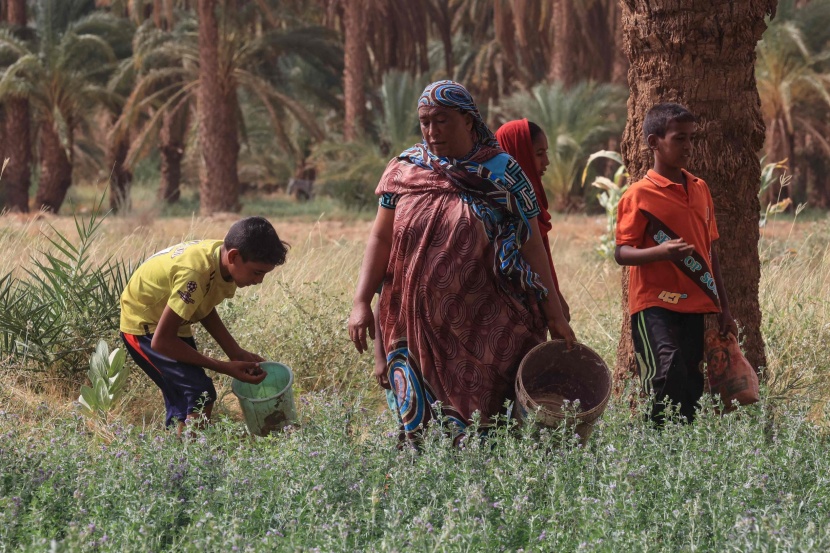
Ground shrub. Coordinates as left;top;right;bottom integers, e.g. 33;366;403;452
78;340;130;418
0;204;131;375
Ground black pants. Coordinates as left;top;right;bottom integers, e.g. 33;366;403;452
631;307;705;424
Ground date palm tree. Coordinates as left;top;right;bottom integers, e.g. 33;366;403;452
1;0;31;213
498;81;627;207
119;2;340;213
616;0;776;389
756;0;830;206
0;0;130;213
325;0;432;140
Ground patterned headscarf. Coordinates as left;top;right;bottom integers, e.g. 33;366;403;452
417;80;500;149
392;82;547;301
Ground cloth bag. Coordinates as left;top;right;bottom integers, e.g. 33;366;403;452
703;329;760;411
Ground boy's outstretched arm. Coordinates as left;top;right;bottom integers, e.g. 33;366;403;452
710;245;738;337
201;308;265;363
614;239;695;266
152;305;266;384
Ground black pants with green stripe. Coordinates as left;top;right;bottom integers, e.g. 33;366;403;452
631;307;705;424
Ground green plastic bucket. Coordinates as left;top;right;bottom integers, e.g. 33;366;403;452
232;362;297;436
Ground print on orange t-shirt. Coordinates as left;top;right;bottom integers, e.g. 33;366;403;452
615;169;721;316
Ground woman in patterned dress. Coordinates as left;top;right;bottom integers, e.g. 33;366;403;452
348;81;575;441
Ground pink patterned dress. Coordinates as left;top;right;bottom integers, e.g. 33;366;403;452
376;143;548;439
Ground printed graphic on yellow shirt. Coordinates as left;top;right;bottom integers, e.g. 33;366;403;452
177;281;198;305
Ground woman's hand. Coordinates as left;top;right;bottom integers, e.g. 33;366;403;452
373;361;390;389
558;292;571;322
349;207;394;354
548;316;576;350
348;300;375;354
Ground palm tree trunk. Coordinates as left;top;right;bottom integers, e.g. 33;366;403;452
34;121;73;213
434;0;453;77
158;104;189;204
804;136;830;209
343;0;367;141
197;0;241;214
610;1;628;85
2;0;29;212
108;130;132;213
3;102;33;213
549;0;576;86
616;0;775;390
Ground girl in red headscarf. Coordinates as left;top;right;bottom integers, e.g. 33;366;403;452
496;119;570;321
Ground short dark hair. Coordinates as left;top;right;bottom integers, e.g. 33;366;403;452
528;121;545;143
643;103;696;142
224;216;289;265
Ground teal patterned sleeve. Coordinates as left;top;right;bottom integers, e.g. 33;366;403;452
503;158;540;218
379;192;401;210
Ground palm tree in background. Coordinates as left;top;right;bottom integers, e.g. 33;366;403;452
119;1;340;213
115;17;196;205
98;0;195;208
756;0;830;206
311;70;424;210
325;0;434;141
550;0;625;86
444;0;550;103
0;0;131;213
498;81;627;207
1;0;31;212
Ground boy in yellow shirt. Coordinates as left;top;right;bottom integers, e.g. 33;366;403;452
120;216;288;432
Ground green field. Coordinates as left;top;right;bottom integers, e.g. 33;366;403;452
1;201;829;552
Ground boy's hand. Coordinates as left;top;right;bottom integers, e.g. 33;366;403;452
226;361;267;384
659;238;695;261
230;347;265;363
718;308;739;338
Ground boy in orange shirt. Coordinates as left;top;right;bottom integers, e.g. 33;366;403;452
615;103;737;424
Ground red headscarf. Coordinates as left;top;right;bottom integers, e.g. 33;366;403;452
495;119;559;291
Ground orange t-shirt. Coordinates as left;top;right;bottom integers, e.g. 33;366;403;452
615;169;720;315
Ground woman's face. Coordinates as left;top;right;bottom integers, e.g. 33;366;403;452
418;105;475;158
532;131;550;177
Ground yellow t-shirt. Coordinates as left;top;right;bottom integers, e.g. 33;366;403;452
120;240;237;337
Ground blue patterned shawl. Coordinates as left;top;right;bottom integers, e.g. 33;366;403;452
396;80;547;300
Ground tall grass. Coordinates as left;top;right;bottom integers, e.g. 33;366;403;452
759;216;830;421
